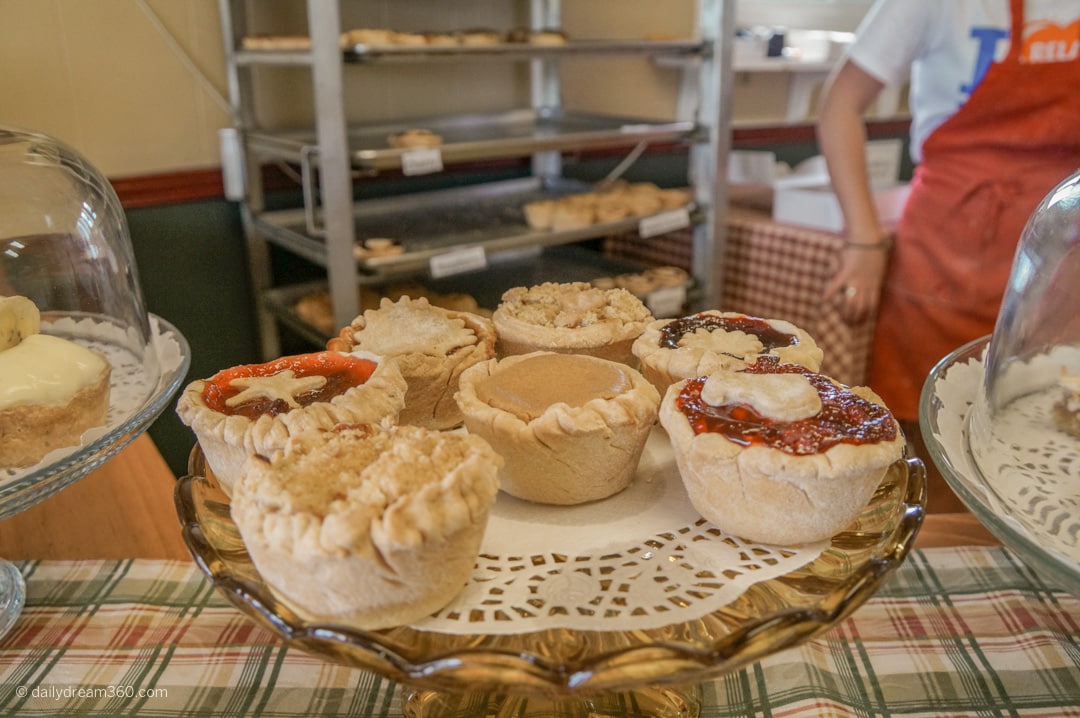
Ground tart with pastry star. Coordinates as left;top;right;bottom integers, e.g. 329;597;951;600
175;350;407;496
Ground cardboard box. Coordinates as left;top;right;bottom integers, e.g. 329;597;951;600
772;181;911;233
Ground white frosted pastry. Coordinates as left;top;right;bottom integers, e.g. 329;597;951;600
327;296;496;429
633;311;824;396
0;295;111;468
659;361;905;545
456;351;660;505
492;282;654;366
232;423;501;629
176;350;407;496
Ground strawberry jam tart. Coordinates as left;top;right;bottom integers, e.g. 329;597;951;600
633;310;823;396
659;357;904;545
176;350;406;496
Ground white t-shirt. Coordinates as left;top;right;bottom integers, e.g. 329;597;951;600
848;0;1078;162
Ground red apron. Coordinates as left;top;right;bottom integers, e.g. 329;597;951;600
868;0;1080;420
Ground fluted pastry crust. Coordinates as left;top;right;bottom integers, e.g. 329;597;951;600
659;369;904;545
327;296;496;430
456;351;660;505
231;423;501;629
633;311;824;396
175;351;407;496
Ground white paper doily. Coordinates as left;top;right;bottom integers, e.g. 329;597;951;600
927;343;1080;566
414;428;827;635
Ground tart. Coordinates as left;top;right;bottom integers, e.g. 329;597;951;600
0;295;111;468
327;296;496;430
175;350;406;496
387;129;443;149
632;311;824;396
492;282;654;365
456;351;660;505
231;423;501;629
659;357;905;545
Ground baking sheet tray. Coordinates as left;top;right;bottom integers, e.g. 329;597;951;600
252;176;700;276
246;109;697;170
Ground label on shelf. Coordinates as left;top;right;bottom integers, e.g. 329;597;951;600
430;246;487;278
646;284;688;318
401;147;444;176
639;208;691;238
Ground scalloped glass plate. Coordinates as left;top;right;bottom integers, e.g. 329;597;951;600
920;336;1080;597
176;437;924;716
0;313;190;520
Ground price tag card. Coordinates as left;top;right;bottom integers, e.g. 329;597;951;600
401;147;444;176
638;207;691;239
646;284;688;318
430;246;487;279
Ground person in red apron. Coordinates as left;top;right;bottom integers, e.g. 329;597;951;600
818;0;1080;422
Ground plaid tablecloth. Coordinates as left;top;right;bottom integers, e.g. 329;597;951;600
604;205;877;387
0;548;1077;717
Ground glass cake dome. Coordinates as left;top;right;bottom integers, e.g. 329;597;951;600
0;125;190;635
921;168;1080;596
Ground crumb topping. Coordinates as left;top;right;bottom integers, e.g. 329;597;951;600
497;282;651;329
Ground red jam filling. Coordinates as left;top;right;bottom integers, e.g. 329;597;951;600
201;352;378;419
659;313;797;351
674;357;897;455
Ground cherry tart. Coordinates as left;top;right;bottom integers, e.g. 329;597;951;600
632;310;823;397
659;357;904;545
176;350;406;496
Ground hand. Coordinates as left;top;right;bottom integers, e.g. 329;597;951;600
823;242;890;324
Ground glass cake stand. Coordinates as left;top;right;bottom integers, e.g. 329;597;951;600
176;434;925;718
920;336;1080;597
0;314;190;637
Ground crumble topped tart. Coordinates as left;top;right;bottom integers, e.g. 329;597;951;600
231;422;501;629
492;281;654;365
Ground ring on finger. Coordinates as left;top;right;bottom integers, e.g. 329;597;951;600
844;286;857;298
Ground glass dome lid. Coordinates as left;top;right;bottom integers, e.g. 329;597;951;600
967;168;1080;567
0;126;156;378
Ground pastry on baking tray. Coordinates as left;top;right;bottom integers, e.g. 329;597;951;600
0;295;111;468
456;351;659;505
457;28;502;46
659;358;905;545
492;281;653;365
231;422;501;629
175;350;406;496
387;128;443;149
327;296;496;430
632;310;824;396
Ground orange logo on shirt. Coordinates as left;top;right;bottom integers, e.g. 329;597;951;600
1022;19;1079;63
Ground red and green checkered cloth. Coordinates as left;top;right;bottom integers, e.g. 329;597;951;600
1;548;1077;716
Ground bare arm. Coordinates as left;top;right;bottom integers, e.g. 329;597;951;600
817;60;892;323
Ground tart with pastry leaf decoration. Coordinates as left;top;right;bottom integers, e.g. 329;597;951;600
175;350;406;496
659;357;904;545
633;310;823;396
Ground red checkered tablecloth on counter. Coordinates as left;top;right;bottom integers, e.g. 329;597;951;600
604;205;877;387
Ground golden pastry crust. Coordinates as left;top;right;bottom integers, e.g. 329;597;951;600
1052;371;1080;438
492;282;654;365
456;351;660;505
387;129;443;149
0;362;110;468
327;296;496;429
659;367;905;545
232;423;501;629
175;351;407;497
632;311;824;396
